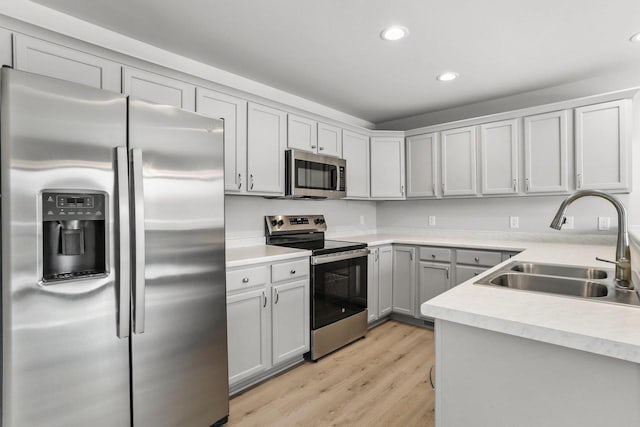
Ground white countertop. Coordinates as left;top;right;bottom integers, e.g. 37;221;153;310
226;245;311;268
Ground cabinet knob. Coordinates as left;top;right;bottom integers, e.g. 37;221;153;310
431;254;436;258
290;269;296;275
318;146;324;151
242;277;249;283
311;145;317;149
474;257;480;262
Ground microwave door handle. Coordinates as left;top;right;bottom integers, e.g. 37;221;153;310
115;147;131;339
131;148;146;334
331;166;337;190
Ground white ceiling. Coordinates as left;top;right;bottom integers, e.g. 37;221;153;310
31;0;640;124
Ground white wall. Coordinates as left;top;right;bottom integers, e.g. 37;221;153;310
377;195;631;235
225;196;377;246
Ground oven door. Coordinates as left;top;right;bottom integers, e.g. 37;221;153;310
311;250;368;330
286;149;346;199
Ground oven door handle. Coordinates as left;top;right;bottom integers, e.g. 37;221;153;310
311;248;370;265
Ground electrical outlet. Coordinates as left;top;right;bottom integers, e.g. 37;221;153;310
563;216;574;229
359;215;365;225
428;216;436;226
509;216;519;229
598;216;610;231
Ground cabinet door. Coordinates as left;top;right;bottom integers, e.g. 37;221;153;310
441;126;478;196
227;289;270;385
406;133;438;198
288;114;317;152
272;280;309;365
123;66;195;110
575;100;630;191
342;130;370;198
455;265;488;286
480;119;519;195
523;110;568;193
378;246;393;317
392;246;416;316
247;102;287;195
370;137;406;199
418;262;450;317
13;34;120;91
317;122;342;157
0;28;12;67
196;88;247;193
367;248;380;323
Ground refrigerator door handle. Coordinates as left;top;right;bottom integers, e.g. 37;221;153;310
132;148;146;334
116;146;131;339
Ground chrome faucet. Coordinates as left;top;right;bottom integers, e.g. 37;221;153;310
550;190;632;289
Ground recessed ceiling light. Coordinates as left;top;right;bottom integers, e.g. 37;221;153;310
630;32;640;42
380;26;409;41
436;72;459;82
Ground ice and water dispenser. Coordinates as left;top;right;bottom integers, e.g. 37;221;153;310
42;191;107;282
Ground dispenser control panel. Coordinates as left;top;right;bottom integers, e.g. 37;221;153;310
42;192;105;220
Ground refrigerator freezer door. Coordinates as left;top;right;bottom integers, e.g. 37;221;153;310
1;69;131;426
128;99;228;426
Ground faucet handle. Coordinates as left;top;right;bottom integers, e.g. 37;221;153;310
595;256;631;268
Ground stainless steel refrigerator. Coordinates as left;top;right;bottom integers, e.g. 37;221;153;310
0;68;228;427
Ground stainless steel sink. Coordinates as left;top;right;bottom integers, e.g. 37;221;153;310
510;262;608;280
489;273;608;297
474;261;640;307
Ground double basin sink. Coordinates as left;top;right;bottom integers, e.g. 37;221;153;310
474;261;640;307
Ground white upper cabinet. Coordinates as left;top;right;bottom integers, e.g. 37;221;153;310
342;130;370;199
287;114;317;152
406;133;438;198
123;66;196;110
247;102;287;195
523;110;569;193
480;119;519;195
575;100;630;191
196;88;247;193
441;126;478;196
370;136;406;199
13;34;120;91
1;28;12;68
317;122;342;157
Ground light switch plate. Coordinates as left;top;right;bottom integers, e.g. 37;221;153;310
428;216;436;226
509;216;519;229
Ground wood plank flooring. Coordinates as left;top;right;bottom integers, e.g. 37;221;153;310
228;320;435;427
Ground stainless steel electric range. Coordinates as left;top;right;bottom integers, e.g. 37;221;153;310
265;215;368;360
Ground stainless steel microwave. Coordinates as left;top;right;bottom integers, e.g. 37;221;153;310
285;149;346;199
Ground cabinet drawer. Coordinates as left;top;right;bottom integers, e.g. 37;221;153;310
457;249;502;267
227;266;268;292
419;247;451;262
456;265;488;285
271;259;309;283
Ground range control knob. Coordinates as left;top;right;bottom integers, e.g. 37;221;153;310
271;219;278;227
314;218;325;225
277;219;285;227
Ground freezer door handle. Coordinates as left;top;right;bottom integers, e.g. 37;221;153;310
116;146;131;339
132;148;146;334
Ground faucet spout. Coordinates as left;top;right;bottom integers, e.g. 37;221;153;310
549;190;631;288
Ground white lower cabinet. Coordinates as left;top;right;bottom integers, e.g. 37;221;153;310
227;288;270;385
455;265;488;285
271;280;309;365
418;262;450;318
367;245;393;323
226;257;309;390
392;246;416;316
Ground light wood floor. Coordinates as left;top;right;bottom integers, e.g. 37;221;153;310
228;320;435;427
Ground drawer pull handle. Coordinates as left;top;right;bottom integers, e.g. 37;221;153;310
474;257;480;262
431;254;436;258
242;277;249;283
474;272;479;276
262;291;267;308
290;269;296;275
